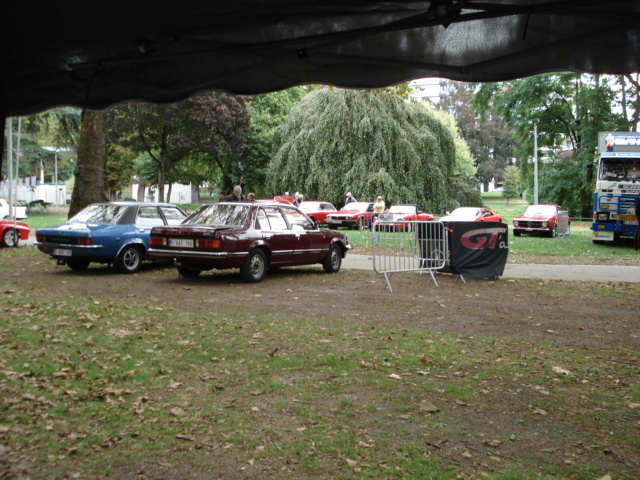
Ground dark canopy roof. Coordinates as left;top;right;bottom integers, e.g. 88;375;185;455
2;0;640;117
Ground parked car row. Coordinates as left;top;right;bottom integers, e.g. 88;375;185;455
4;196;568;280
29;200;350;283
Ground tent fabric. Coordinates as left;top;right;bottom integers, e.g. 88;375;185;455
2;1;640;117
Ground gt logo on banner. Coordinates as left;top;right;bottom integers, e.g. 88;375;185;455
461;227;508;249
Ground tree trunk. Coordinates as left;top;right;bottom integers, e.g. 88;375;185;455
69;110;108;218
137;178;146;201
166;183;173;203
191;183;199;203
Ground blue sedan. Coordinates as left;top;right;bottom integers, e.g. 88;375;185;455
35;202;187;273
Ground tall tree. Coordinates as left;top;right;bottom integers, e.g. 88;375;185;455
242;88;305;196
439;81;518;191
69;110;109;217
266;87;474;213
3;108;81;183
109;93;250;201
472;74;627;217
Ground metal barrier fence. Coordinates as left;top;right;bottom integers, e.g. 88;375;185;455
371;220;448;292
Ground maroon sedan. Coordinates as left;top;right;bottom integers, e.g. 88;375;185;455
148;202;350;282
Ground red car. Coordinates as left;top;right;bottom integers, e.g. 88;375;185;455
148;202;350;282
439;207;501;223
325;202;374;230
297;201;338;225
513;204;570;237
0;219;30;247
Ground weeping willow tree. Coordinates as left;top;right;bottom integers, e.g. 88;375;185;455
266;87;465;212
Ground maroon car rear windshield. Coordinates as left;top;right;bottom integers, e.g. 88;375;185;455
184;204;249;226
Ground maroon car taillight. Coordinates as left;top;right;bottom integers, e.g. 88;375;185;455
197;239;220;248
149;237;165;246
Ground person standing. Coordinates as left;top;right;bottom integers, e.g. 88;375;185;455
373;196;385;214
372;195;385;226
247;193;256;202
293;192;304;207
218;191;227;202
345;192;357;205
223;185;246;202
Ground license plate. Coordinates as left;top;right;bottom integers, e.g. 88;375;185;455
592;231;614;241
53;248;72;257
169;238;194;248
617;215;637;222
330;219;341;224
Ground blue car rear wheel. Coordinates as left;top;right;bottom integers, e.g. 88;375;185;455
117;245;142;273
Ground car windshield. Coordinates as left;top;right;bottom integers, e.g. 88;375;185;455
389;205;416;214
70;204;129;224
450;208;479;217
340;202;369;212
524;205;556;216
298;203;320;211
183;204;249;226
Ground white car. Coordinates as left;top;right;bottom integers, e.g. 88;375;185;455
0;198;27;219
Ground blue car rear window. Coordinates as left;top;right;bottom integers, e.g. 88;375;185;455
70;205;128;224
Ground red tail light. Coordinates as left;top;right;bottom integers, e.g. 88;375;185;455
78;238;93;245
149;237;165;246
36;234;44;242
197;239;220;249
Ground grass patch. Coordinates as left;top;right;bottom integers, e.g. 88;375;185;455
1;279;638;479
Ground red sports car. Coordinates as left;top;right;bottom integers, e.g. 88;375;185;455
513;204;570;237
0;219;30;247
325;202;374;230
148;202;350;282
297;201;338;225
439;207;502;223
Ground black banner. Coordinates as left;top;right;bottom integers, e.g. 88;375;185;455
440;222;509;278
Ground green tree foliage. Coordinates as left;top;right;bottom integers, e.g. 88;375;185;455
3;108;81;182
108;92;250;201
422;102;476;176
472;74;633;217
105;144;136;199
440;81;518;190
502;165;520;202
242;88;305;197
266;87;467;213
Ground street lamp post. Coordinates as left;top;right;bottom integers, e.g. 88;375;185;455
532;118;540;205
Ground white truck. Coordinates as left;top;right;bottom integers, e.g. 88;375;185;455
0;198;27;219
591;132;640;244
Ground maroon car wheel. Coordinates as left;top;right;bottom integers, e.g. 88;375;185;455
241;249;267;283
322;244;342;273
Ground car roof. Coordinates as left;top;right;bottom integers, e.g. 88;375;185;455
92;201;180;207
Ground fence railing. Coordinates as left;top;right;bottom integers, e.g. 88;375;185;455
371;220;448;292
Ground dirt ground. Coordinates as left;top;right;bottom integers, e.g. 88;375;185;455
2;247;640;478
6;248;637;349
